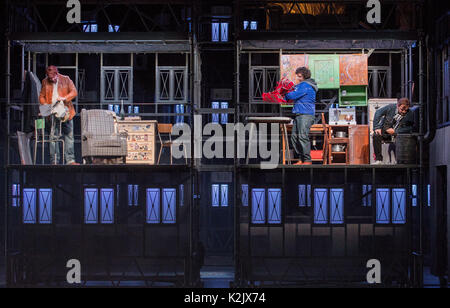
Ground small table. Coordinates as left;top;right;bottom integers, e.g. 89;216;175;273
245;117;292;165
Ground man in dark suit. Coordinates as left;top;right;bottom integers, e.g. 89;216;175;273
372;98;416;164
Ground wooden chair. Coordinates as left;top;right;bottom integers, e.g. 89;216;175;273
157;124;173;165
157;123;188;165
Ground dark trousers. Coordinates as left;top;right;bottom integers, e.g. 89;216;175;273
373;133;393;161
291;114;315;162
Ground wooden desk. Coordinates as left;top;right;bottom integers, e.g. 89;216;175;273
117;120;157;165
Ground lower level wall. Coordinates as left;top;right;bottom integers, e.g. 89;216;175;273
429;125;450;277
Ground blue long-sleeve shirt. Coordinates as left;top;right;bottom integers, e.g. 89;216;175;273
285;79;318;115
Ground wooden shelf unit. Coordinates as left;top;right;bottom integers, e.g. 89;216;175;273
328;126;350;165
328;125;370;165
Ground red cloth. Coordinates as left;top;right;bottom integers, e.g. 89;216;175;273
262;79;295;104
310;150;323;160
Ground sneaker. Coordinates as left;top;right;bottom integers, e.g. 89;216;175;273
68;162;80;165
372;160;383;165
294;161;312;166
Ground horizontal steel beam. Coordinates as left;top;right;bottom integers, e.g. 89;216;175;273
239;31;419;42
22;42;190;53
240;38;416;50
11;32;189;42
11;32;190;52
237;164;420;170
11;0;190;5
6;164;191;171
239;0;424;4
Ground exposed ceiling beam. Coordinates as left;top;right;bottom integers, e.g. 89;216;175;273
10;31;189;41
10;0;190;5
238;30;419;41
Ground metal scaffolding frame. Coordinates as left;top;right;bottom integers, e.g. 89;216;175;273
4;33;199;286
233;165;422;287
231;4;427;283
8;0;191;33
6;165;195;287
3;0;432;287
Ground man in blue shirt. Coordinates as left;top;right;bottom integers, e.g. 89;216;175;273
285;67;318;165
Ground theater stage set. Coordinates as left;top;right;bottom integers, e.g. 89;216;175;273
0;0;449;288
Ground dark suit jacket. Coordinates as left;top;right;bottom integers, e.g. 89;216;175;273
372;104;415;134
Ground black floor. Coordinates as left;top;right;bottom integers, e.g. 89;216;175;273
201;256;234;288
0;258;4;288
0;255;446;288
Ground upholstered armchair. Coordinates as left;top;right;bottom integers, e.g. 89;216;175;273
81;109;127;164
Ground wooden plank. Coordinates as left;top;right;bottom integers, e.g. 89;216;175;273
339;54;368;86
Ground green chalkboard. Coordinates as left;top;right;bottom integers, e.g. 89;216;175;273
309;55;340;89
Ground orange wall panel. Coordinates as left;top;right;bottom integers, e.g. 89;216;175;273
280;54;309;83
339;54;368;86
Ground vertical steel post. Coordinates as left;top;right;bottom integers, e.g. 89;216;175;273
75;53;78;113
21;44;24;92
388;53;392;97
189;33;194;287
5;38;11;287
234;0;241;286
401;52;405;97
234;40;241;287
189;0;198;285
418;38;425;287
373;69;379;98
21;44;24;131
409;45;413;101
6;39;11;167
32;53;36;74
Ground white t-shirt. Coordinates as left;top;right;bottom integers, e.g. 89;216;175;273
51;77;59;105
